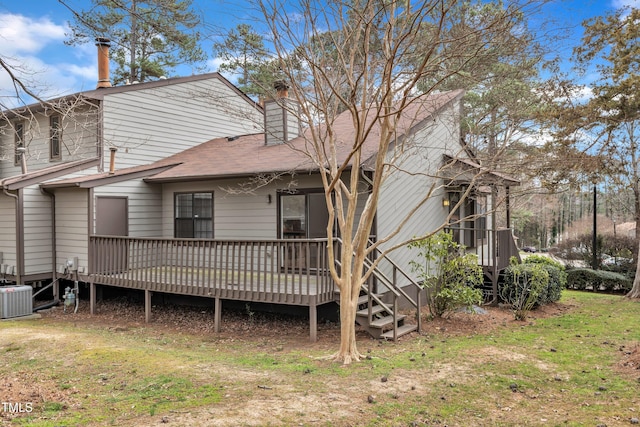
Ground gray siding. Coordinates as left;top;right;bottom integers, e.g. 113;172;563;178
55;188;90;273
22;186;54;275
101;77;262;169
0;193;17;271
376;100;463;284
93;181;162;237
0;105;99;178
160;174;328;240
264;99;300;145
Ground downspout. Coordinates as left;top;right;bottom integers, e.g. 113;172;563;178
41;186;57;300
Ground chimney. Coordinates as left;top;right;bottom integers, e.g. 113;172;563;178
108;147;117;174
264;80;300;146
274;80;289;99
16;147;27;174
95;37;112;89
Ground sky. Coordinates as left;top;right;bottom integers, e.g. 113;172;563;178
0;0;637;106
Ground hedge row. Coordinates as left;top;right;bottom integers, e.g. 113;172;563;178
566;268;632;293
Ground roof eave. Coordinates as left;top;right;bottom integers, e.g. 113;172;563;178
2;158;101;190
41;163;182;189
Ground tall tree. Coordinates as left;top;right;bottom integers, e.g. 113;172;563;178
554;6;640;297
255;0;546;363
213;24;277;98
65;0;206;84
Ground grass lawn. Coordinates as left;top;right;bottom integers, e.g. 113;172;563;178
0;290;639;426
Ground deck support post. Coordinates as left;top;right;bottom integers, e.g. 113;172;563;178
90;282;96;315
309;296;317;342
214;297;221;333
145;290;152;323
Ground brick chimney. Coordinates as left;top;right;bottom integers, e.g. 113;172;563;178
264;80;300;146
95;37;112;89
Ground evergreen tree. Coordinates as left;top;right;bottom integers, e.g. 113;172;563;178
66;0;206;84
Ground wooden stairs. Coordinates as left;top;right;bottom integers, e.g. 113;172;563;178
355;287;418;340
334;244;423;341
334;288;418;340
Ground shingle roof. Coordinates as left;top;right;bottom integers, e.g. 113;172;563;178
40;162;181;189
1;158;100;190
2;73;260;118
144;89;465;183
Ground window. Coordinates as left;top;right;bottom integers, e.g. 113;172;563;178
278;190;329;239
14;122;23;166
174;192;213;238
50;115;61;160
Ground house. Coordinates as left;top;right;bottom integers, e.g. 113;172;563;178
36;82;519;341
1;40;518;341
0;39;263;294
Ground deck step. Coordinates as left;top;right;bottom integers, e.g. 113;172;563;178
380;323;418;340
357;295;370;305
368;314;407;329
356;305;386;317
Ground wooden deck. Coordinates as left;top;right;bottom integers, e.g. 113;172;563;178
88;237;336;341
86;229;519;341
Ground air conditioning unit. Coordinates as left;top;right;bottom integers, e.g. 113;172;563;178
0;285;33;319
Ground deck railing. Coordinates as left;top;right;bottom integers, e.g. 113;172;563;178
88;236;336;306
443;226;520;270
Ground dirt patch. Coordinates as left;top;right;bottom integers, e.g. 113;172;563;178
416;300;573;338
0;371;80;424
616;342;640;380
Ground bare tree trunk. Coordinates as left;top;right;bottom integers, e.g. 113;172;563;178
335;285;362;363
628;168;640;298
628;239;640;298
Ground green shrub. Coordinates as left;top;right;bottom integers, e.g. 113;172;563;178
522;255;566;304
500;262;549;320
566;268;632;293
409;231;484;318
524;254;564;270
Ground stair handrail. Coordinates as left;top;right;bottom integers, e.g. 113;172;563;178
366;239;422;333
334;258;400;330
333;237;422;335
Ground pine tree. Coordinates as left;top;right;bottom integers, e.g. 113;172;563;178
66;0;206;84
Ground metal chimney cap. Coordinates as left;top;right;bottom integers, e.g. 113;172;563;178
273;80;289;91
95;37;111;46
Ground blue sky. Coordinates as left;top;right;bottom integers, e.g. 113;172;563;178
0;0;636;104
